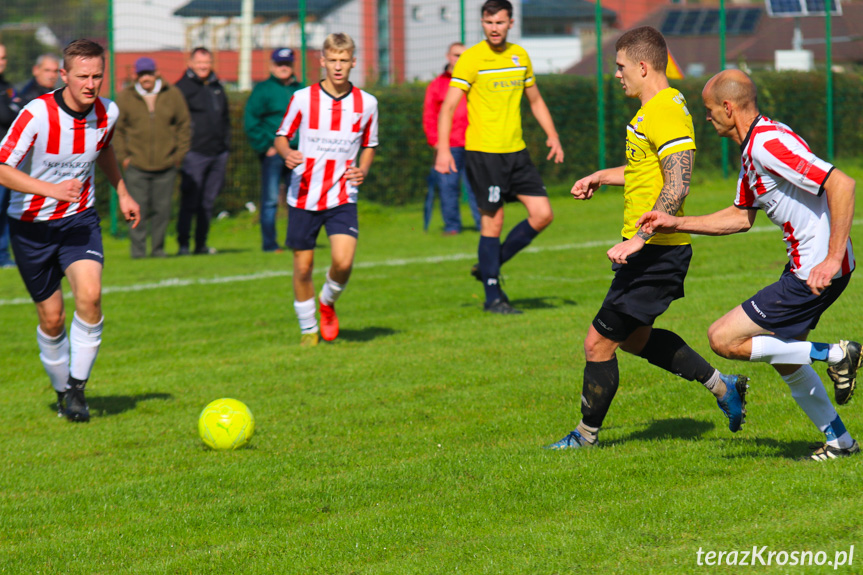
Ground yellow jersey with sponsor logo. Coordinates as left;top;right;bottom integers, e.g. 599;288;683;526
623;87;696;246
450;41;535;154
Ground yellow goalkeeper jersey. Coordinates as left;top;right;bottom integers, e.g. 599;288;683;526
623;87;696;246
450;41;535;154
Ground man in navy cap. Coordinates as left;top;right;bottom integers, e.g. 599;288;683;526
115;56;191;258
244;47;303;252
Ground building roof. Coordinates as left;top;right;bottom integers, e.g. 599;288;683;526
174;0;346;18
567;2;863;76
521;0;617;22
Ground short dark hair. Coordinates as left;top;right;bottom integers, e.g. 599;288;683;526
190;46;212;58
615;26;668;73
481;0;513;18
62;39;104;71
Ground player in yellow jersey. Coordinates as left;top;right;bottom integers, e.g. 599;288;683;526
546;27;749;449
435;0;563;315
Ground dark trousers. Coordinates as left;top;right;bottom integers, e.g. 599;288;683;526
0;185;12;266
178;150;229;250
126;166;177;258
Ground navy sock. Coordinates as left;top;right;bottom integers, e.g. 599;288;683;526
500;219;539;265
478;235;502;303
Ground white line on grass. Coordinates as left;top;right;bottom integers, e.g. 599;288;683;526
0;221;856;307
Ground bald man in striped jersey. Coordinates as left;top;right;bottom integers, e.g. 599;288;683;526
640;69;860;461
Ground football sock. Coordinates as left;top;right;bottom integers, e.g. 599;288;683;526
37;325;70;393
576;421;599;444
580;357;619;429
637;328;718;387
500;219;539;266
782;365;853;448
320;272;346;306
294;298;318;334
69;313;102;382
478;235;502;303
750;336;837;365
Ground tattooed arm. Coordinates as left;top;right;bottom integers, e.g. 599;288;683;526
606;149;694;264
636;149;693;242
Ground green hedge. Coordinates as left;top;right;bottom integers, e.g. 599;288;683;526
97;71;863;218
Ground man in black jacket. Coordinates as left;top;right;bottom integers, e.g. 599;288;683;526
0;43;20;268
175;47;230;255
17;53;60;106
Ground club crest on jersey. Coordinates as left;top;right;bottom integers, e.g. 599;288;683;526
352;112;363;124
511;55;520;66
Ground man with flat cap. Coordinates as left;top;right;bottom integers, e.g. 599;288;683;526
115;56;191;258
244;47;303;252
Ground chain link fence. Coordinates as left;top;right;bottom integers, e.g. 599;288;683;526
1;0;861;231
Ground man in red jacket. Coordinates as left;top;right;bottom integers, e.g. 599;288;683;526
422;42;480;234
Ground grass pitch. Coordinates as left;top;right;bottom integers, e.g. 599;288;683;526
1;165;862;574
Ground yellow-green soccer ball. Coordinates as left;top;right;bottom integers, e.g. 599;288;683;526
198;398;255;450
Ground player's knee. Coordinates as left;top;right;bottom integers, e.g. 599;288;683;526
707;323;733;359
40;313;66;336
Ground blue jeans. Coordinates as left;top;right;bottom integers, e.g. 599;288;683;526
426;147;480;233
0;185;13;266
260;152;291;251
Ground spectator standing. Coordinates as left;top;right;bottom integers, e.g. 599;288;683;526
18;54;60;105
422;42;480;234
175;47;230;255
0;43;20;268
115;57;191;258
244;47;303;252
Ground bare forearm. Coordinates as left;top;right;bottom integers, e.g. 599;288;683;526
638;150;693;241
599;166;626;187
0;165;55;197
824;170;856;263
273;136;291;159
530;98;559;141
673;206;755;236
96;146;125;191
358;147;375;175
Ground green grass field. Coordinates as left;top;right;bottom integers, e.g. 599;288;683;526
2;164;862;574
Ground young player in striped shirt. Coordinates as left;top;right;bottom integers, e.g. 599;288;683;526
274;33;378;346
0;39;140;422
639;69;860;461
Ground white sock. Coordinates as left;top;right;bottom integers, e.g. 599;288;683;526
751;336;815;365
69;313;103;382
294;298;318;334
828;344;844;365
37;325;70;392
782;365;853;448
319;271;346;306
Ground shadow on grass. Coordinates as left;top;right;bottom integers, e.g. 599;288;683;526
508;297;579;310
614;417;715;443
717;437;818;460
49;393;174;417
337;326;397;342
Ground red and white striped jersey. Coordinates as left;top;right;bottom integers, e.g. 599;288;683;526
0;90;117;222
735;115;854;280
276;82;378;211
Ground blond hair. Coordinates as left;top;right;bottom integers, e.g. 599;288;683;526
323;33;356;56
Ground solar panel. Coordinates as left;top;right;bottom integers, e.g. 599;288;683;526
660;8;762;36
765;0;841;17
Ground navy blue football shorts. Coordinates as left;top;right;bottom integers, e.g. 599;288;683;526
9;208;104;303
594;242;692;338
741;264;851;339
465;149;546;212
287;203;358;251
